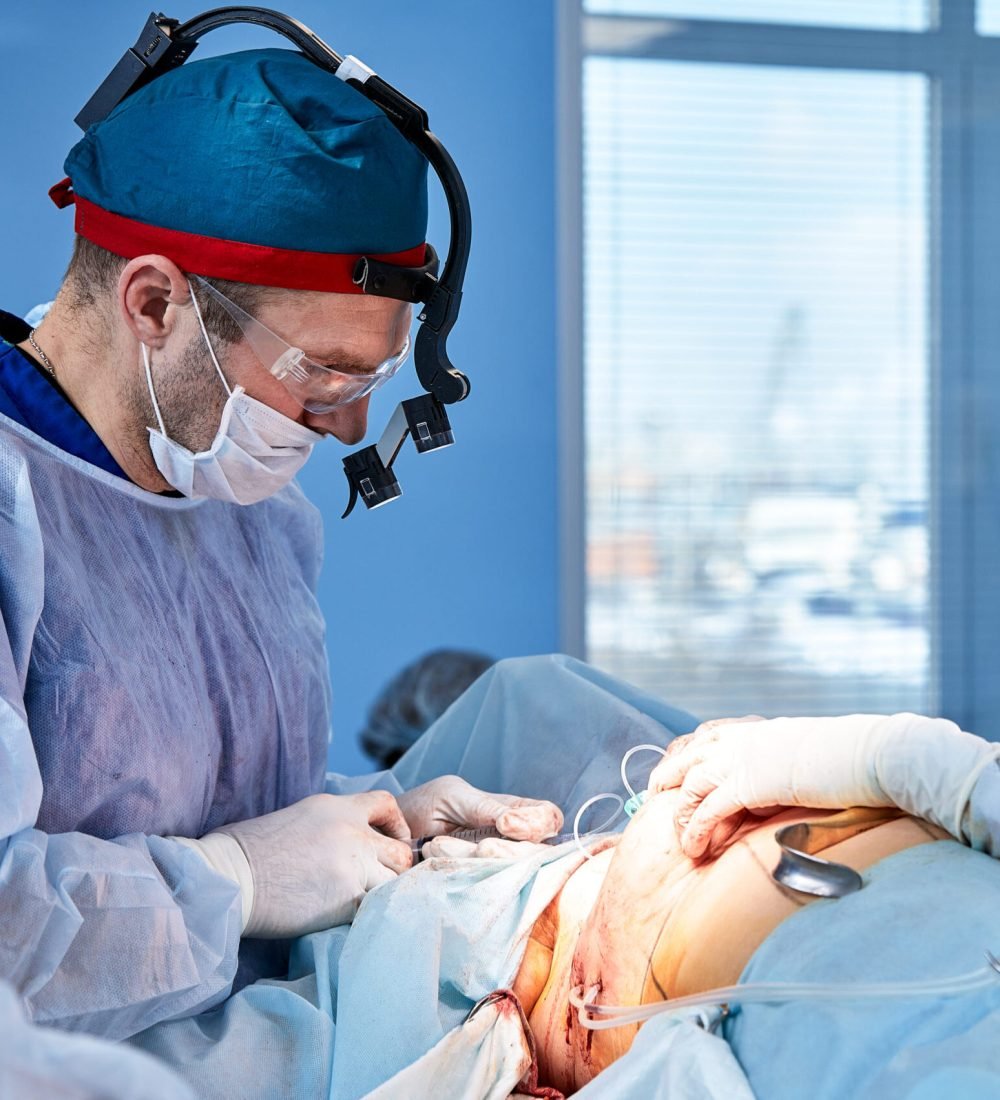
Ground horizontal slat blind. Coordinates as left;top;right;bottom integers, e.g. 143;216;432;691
583;55;930;718
583;1;930;31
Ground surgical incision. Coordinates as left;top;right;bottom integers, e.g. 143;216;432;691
510;790;946;1095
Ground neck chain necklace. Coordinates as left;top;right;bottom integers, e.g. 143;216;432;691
27;329;56;378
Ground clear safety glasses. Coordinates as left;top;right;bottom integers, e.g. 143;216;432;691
192;277;411;415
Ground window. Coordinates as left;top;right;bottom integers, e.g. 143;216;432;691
584;1;930;32
568;2;1000;730
978;0;1000;33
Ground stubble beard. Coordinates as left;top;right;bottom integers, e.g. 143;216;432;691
122;334;231;470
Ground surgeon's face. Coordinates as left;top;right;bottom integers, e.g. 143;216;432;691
219;289;414;446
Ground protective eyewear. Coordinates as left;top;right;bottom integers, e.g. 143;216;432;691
192;276;411;415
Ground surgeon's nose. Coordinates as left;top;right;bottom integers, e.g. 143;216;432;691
308;394;371;445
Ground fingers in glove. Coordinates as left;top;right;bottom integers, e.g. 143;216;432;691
680;784;744;859
363;858;398;893
671;761;722;839
421;835;478;859
702;809;749;860
361;790;411;841
659;731;697;764
420;835;550;861
372;831;414;874
651;743;711;795
651;726;724;792
454;787;562;841
475;837;551;860
650;717;763;794
662;716;739;760
495;800;563;842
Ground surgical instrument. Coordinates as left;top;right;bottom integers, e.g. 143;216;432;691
771;807;901;899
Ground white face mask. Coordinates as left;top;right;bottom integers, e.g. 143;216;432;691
143;283;322;505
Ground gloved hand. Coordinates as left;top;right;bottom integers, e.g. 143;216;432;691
648;712;1000;860
418;834;552;860
174;791;412;938
396;775;563;843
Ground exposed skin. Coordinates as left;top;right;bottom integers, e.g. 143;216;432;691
17;254;412;492
513;790;947;1095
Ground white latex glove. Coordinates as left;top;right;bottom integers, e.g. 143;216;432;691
174;791;412;937
396;775;563;843
418;834;552;860
648;712;1000;860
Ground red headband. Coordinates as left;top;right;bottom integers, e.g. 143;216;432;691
49;178;426;294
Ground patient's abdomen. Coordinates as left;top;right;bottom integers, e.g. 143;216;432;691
537;797;945;1093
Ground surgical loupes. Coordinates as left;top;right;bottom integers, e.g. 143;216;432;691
341;394;454;516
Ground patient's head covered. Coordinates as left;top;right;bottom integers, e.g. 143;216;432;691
359;648;495;767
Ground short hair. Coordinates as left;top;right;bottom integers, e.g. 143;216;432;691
62;235;279;345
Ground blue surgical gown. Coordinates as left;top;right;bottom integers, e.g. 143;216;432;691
0;316;332;1038
0;312;701;1050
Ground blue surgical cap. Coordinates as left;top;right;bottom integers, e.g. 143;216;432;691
55;48;429;290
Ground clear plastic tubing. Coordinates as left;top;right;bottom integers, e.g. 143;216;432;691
569;960;1000;1030
572;793;625;860
620;743;667;802
571;743;667;860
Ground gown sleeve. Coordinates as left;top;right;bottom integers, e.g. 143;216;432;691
961;760;1000;858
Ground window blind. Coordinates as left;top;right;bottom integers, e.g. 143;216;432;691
583;1;929;31
583;55;930;718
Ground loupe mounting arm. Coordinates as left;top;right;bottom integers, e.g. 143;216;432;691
74;9;341;132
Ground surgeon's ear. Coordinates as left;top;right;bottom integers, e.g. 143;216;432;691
118;255;191;350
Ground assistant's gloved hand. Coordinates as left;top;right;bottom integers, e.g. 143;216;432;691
396;775;563;843
648;713;1000;860
173;791;412;938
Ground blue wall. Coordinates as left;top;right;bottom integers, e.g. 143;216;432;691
0;2;561;776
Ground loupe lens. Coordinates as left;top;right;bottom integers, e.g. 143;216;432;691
343;445;402;511
403;394;454;453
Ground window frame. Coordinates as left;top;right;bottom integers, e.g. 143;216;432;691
558;0;1000;733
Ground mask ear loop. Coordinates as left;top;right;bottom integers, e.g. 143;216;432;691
142;344;169;437
187;279;233;396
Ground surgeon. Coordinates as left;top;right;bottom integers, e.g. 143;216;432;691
0;43;563;1040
